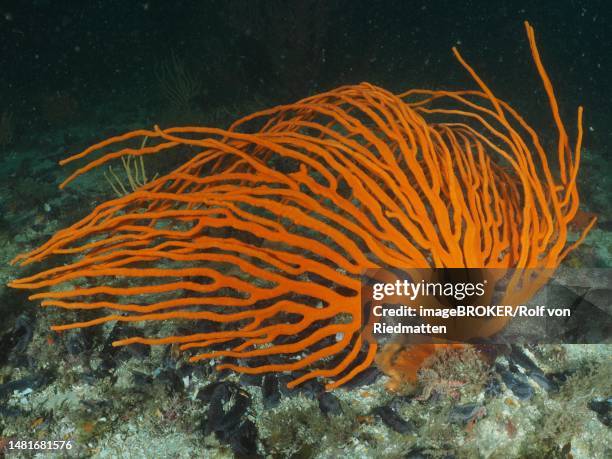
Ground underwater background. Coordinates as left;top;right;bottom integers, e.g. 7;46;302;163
0;1;610;458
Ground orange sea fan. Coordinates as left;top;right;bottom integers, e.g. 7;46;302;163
9;22;594;390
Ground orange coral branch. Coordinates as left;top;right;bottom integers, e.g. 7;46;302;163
8;22;593;390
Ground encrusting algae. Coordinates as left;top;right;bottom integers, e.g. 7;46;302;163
8;22;594;390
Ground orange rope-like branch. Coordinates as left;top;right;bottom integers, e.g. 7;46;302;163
8;22;593;390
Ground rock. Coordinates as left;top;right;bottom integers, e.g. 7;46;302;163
204;381;251;436
262;374;281;409
499;369;534;400
373;405;415;434
449;403;484;424
318;392;342;417
588;397;611;427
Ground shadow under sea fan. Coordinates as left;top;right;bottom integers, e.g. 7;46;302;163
8;22;595;390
